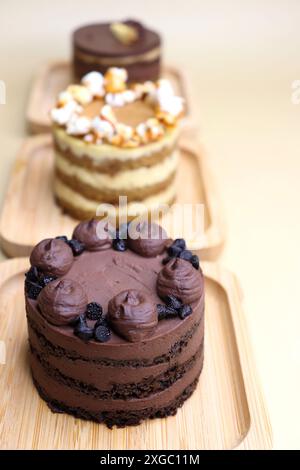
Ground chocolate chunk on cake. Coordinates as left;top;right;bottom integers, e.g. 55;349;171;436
25;221;204;428
73;20;161;83
51;68;184;221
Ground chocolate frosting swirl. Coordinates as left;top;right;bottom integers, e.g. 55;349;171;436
38;278;88;326
30;239;73;276
128;222;168;257
157;258;203;305
107;289;158;342
73;219;112;251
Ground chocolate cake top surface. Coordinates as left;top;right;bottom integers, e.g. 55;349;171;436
26;221;204;346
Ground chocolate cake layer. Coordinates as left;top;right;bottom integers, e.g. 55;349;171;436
28;315;204;389
27;313;203;368
73;57;160;84
33;376;199;428
30;343;203;400
31;353;203;412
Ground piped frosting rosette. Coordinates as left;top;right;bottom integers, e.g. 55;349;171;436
157;257;204;305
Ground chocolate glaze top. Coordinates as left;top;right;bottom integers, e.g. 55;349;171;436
157;258;204;305
38;278;88;326
108;289;158;342
73;20;161;57
73;219;112;251
30;239;73;277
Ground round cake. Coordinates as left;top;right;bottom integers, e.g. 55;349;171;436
73;20;161;83
51;68;184;220
25;221;204;428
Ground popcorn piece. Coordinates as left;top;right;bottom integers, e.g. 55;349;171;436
91;116;115;140
105;89;136;107
109;134;123;146
151;79;184;118
136;118;164;143
134;81;156;100
156;111;177;126
144;81;158;93
105;67;128;93
145;118;164;140
136;122;147;141
132;83;144;99
81;71;105;97
67;85;93;105
51;100;80;126
147;79;183;120
122;90;136;103
100;104;117;125
111;68;128;81
105;93;126;107
66;115;91;135
156;79;175;97
146;117;161;127
116;123;134;142
57;91;73;106
158;95;184;117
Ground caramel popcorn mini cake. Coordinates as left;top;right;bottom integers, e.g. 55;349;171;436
73;20;161;82
25;221;204;428
51;68;184;220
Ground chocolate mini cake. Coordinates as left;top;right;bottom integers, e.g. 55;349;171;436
73;20;161;83
25;221;204;428
51;68;184;220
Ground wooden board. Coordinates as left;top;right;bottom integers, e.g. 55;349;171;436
0;134;225;259
26;61;193;134
0;258;272;450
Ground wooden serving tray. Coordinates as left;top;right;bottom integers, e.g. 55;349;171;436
0;134;225;259
0;258;272;450
27;61;192;134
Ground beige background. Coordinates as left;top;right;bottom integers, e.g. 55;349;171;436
0;0;300;449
